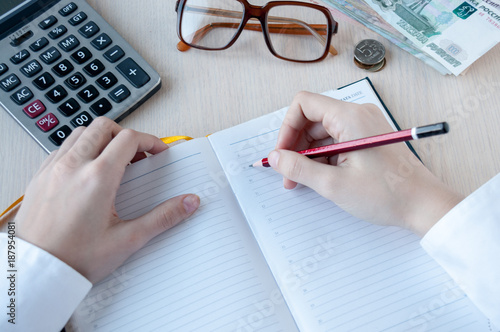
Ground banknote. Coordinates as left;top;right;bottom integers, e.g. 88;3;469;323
319;0;452;74
359;0;500;75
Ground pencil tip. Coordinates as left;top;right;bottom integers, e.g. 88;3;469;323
249;164;253;168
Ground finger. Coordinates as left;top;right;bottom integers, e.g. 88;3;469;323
65;117;124;163
125;194;200;246
268;149;339;193
277;92;347;150
99;128;168;170
37;149;59;172
49;126;86;163
131;152;148;164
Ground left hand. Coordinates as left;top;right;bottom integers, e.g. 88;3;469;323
16;117;200;283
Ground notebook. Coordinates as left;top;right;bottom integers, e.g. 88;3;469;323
67;78;489;331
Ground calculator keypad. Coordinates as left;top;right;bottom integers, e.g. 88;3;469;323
0;0;161;152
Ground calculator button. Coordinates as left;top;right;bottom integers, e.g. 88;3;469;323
58;34;80;52
68;12;88;26
96;72;117;90
71;111;93;127
23;100;46;118
10;50;30;64
103;45;125;63
39;16;58;30
65;72;86;90
70;47;92;65
78;85;99;103
11;87;33;105
30;37;49;52
116;58;150;88
0;63;8;76
49;125;72;146
78;21;100;38
109;85;130;103
45;85;68;104
59;3;78;17
83;59;105;77
90;98;112;116
33;72;55;90
52;59;74;77
91;33;112;50
1;74;21;92
40;47;62;64
48;25;67;39
58;98;80;116
20;60;43;78
36;113;59;132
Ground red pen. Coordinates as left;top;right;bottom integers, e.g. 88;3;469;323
251;122;449;168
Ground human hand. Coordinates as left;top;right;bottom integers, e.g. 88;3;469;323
16;118;200;283
267;91;462;236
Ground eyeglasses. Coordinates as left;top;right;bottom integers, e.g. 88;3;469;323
175;0;338;63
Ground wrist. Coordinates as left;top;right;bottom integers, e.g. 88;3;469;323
403;173;464;237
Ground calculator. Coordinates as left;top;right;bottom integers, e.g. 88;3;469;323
0;0;161;152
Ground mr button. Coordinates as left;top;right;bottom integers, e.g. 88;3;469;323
116;58;150;88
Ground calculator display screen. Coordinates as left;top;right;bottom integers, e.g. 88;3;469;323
0;0;30;18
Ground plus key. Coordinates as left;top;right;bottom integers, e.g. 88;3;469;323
116;58;150;88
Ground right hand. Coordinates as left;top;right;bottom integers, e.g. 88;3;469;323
267;91;462;236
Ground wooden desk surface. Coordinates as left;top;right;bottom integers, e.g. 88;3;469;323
1;0;500;211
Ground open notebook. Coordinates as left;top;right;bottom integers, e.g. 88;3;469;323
67;78;489;332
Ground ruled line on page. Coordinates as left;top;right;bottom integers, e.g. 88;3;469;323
69;140;298;332
208;85;489;331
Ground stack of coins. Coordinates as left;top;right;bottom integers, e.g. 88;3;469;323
354;39;386;72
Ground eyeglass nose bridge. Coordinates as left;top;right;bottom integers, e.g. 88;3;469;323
236;3;281;56
238;3;267;32
244;2;267;19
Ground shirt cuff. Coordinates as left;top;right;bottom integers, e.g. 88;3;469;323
1;233;92;331
421;174;500;328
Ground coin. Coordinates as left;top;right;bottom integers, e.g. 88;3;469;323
353;57;373;70
354;39;386;66
367;58;386;72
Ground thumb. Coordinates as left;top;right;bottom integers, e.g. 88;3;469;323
268;149;337;192
129;194;200;244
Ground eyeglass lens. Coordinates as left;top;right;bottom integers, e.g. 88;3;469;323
180;0;244;49
180;0;330;62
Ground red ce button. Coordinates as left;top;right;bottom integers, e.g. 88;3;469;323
23;99;46;118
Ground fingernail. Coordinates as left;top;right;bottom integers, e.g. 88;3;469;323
268;150;280;168
183;195;200;214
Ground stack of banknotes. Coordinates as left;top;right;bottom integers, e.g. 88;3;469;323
316;0;500;75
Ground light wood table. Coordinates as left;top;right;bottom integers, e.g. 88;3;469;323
1;0;500;212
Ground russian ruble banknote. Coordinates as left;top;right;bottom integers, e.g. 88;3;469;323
320;0;500;75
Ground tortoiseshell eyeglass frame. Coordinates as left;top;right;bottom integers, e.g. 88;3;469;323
175;0;338;63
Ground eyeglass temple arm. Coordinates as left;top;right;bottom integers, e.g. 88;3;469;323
177;6;338;55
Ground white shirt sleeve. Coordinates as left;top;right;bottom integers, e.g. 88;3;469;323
421;173;500;329
0;233;92;332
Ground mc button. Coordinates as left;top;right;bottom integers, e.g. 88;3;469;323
1;74;21;92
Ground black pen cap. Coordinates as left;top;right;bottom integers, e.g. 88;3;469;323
415;122;449;139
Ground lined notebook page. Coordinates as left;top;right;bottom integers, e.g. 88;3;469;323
209;81;490;331
67;138;298;332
